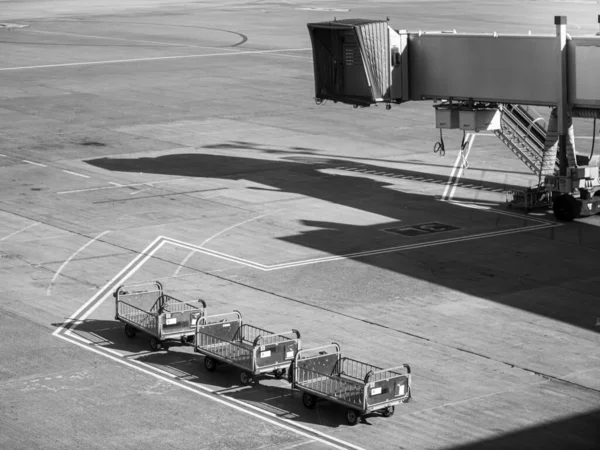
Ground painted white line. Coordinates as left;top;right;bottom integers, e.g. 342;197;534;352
166;222;558;272
261;225;557;270
173;210;283;277
52;236;164;336
78;241;167;322
108;182;123;187
0;154;7;157
441;143;464;200
0;48;311;72
448;134;476;201
46;230;111;296
62;170;90;179
0;222;39;241
22;159;47;167
54;331;362;450
132;358;365;450
201;210;283;248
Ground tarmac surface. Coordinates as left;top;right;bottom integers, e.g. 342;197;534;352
1;1;600;449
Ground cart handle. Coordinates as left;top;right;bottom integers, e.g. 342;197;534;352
113;281;163;299
252;329;301;346
197;298;207;309
294;342;340;363
364;364;411;384
196;310;242;331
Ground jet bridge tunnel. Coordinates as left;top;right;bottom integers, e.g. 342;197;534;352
306;16;600;221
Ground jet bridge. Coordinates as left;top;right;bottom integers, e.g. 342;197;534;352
306;16;600;221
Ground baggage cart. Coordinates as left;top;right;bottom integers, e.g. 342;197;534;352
506;185;552;212
194;311;301;385
114;281;207;351
290;343;411;426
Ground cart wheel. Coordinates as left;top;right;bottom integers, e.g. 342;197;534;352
302;392;317;409
346;409;360;426
149;337;160;352
382;406;395;417
204;356;217;372
124;324;136;338
273;369;285;379
240;371;252;386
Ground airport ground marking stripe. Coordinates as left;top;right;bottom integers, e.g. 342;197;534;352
0;222;39;241
47;230;112;296
54;333;359;450
132;358;366;450
62;170;90;178
173;210;286;277
77;240;167;323
0;48;312;71
164;223;558;272
448;133;476;201
22;159;47;167
259;224;558;270
51;235;164;336
441;140;465;200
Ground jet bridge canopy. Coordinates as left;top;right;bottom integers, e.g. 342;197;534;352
307;19;395;106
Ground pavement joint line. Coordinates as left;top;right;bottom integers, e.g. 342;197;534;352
46;230;111;296
54;333;358;450
92;187;228;204
22;159;47;167
0;47;312;71
58;178;190;194
25;28;212;49
0;222;39;241
62;169;90;179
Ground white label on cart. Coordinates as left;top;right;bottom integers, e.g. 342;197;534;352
165;317;177;325
260;350;271;358
190;317;197;325
222;323;230;327
371;387;382;396
397;384;406;396
286;350;294;359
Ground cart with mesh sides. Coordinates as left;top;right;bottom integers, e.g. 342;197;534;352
114;281;207;351
506;185;552;212
194;311;301;385
290;343;411;426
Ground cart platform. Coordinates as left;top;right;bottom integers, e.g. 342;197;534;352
114;281;207;351
195;311;301;385
291;343;411;426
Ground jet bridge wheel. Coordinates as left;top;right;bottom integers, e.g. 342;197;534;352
553;194;580;222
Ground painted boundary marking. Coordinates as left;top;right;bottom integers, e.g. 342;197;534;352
52;205;560;448
0;48;311;72
53;238;364;450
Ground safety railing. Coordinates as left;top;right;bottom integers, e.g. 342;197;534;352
295;365;364;407
116;300;158;334
196;331;252;363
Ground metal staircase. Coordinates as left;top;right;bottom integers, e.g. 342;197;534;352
494;104;548;181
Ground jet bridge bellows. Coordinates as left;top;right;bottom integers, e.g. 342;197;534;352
307;19;407;106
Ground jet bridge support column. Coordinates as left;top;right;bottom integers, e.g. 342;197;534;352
556;16;569;177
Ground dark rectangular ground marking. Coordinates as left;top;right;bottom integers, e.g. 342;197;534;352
382;221;461;237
